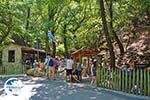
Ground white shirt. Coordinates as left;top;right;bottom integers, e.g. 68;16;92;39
66;59;73;69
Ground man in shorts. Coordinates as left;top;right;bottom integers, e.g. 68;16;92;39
66;56;73;82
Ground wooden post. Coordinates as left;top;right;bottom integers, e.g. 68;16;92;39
118;69;121;91
148;71;150;96
136;68;139;95
132;69;136;94
144;69;147;96
117;68;120;90
111;67;114;89
116;68;119;90
108;68;110;88
114;68;117;90
102;67;105;88
140;69;143;95
87;56;90;75
104;67;106;88
122;70;125;92
125;70;128;92
96;63;100;86
129;70;132;93
99;65;102;87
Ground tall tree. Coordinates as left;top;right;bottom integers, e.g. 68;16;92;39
0;16;13;44
98;0;115;68
108;0;124;55
26;7;30;30
48;4;56;57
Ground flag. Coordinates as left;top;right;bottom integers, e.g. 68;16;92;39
48;31;57;43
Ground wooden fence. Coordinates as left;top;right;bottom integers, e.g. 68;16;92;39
96;66;150;96
0;63;25;75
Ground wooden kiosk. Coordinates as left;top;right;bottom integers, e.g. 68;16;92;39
72;48;100;74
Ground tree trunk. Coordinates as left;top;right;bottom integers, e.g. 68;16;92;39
26;7;30;30
48;5;56;58
0;17;12;44
109;0;124;55
51;30;56;58
45;29;49;55
0;26;12;44
99;0;115;68
112;30;124;55
63;24;69;58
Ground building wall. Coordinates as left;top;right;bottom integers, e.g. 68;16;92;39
2;44;22;66
2;44;24;74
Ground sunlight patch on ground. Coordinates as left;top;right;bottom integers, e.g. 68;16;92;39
0;78;42;100
67;82;86;88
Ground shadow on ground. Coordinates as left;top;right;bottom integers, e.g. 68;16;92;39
29;78;149;100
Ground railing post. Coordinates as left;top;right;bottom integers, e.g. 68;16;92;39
99;66;102;87
116;68;118;90
96;65;100;87
125;69;128;92
132;69;136;94
102;67;104;88
128;69;132;93
122;69;125;91
140;69;143;95
148;70;150;96
111;67;114;89
113;68;116;90
136;68;139;95
143;69;146;95
118;68;121;91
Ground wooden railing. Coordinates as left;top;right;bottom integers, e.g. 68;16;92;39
96;66;150;96
0;62;25;75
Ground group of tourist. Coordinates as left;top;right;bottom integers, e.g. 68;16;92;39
26;55;98;85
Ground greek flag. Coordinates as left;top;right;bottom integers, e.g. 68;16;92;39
48;31;57;43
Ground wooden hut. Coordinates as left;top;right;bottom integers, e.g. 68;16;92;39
72;48;100;74
0;43;46;74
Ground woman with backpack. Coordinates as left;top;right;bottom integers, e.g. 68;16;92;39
48;56;55;80
44;55;55;80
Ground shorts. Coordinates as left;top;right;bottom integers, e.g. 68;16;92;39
77;70;81;76
66;69;72;76
93;72;96;76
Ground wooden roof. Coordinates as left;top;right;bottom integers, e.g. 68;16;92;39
72;48;100;57
21;47;46;53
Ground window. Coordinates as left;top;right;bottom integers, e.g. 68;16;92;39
8;50;15;62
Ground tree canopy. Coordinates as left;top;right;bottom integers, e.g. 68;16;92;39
0;0;149;66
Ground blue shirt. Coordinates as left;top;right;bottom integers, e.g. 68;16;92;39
76;62;81;71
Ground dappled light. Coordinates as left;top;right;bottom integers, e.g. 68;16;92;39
0;0;150;99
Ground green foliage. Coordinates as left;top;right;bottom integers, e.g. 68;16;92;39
0;0;148;55
56;44;65;56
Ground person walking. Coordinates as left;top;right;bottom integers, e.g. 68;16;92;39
66;56;74;82
76;59;82;81
91;58;97;85
44;55;50;78
48;56;55;80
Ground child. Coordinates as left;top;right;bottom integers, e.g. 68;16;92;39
72;70;80;83
39;59;44;70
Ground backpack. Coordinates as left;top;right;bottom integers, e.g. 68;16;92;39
48;58;54;66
